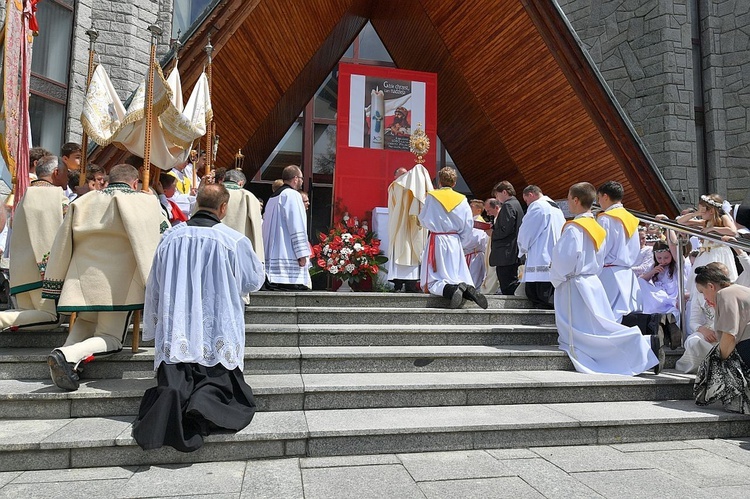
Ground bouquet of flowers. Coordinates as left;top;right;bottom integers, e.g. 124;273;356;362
311;214;388;284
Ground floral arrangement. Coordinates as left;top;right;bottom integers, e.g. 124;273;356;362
311;213;388;283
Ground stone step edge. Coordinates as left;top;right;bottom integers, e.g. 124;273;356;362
0;345;686;362
247;306;554;314
0;370;695;401
2;400;745;455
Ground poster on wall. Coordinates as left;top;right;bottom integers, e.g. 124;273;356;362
363;77;412;151
336;63;437;223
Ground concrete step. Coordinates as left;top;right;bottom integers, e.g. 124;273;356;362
0;324;561;349
0;345;686;380
247;291;535;309
1;400;747;472
245;307;556;326
0;370;695;419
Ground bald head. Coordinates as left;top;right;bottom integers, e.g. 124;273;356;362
394;167;408;179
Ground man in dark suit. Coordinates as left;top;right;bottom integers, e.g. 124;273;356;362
489;181;524;295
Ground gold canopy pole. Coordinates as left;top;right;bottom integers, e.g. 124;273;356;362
133;24;162;353
78;27;99;187
204;34;214;179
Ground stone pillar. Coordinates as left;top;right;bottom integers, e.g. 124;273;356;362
557;0;698;208
700;0;750;202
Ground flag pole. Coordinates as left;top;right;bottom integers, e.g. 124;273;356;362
78;27;99;187
141;24;162;194
133;23;162;353
204;34;214;179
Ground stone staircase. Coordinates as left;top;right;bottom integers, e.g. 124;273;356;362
0;292;747;472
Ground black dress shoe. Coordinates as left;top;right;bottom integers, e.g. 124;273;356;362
651;330;665;375
662;314;682;349
463;284;488;309
47;350;80;391
442;283;467;309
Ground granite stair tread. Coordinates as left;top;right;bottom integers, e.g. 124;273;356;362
0;370;693;401
0;400;747;466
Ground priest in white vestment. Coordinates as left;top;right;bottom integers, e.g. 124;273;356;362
44;165;168;391
387;165;433;292
133;184;263;452
418;168;488;309
551;182;660;375
517;185;566;309
465;199;489;289
596;181;643;321
1;156;69;331
262;165;311;290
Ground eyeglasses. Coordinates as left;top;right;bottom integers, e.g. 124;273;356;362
295;176;304;180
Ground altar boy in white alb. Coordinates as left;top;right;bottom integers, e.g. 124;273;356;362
133;184;264;452
418;168;487;309
551;182;661;375
517;185;565;309
596;181;643;321
262;165;311;290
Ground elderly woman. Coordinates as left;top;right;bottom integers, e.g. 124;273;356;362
693;265;750;413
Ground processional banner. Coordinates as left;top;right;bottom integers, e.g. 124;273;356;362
335;64;437;223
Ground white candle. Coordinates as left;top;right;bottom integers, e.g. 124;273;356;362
370;87;385;149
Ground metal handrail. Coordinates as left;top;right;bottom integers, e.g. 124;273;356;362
627;208;750;331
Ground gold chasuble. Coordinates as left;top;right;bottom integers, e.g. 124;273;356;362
222;181;265;263
597;207;639;239
566;218;606;251
428;188;465;213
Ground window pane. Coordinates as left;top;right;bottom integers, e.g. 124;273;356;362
31;2;73;83
358;22;392;62
259;121;303;181
314;71;338;120
172;0;215;38
29;95;65;155
313;124;336;183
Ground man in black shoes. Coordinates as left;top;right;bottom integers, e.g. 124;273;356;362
418;167;488;309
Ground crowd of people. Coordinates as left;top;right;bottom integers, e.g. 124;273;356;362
2;145;750;454
388;166;750;412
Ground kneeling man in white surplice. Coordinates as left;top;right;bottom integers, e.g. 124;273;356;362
551;182;661;375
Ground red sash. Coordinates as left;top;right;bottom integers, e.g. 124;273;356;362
427;231;458;271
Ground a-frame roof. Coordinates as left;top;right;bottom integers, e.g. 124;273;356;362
95;0;679;213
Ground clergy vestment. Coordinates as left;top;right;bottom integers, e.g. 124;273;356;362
465;216;489;289
418;188;474;295
551;214;658;375
597;204;643;321
262;185;311;287
133;211;263;452
386;164;433;282
43;183;168;370
168;168;192;195
517;195;565;308
1;181;68;330
222;181;265;263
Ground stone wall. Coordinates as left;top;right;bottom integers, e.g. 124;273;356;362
700;0;750;203
557;0;698;207
558;0;750;205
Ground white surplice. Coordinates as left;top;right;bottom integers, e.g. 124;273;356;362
551;214;658;375
262;186;311;286
143;222;264;371
597;204;643;321
418;189;474;295
464;216;488;289
517;196;565;283
386;164;433;280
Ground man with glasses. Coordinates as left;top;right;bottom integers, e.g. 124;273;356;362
262;165;311;291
